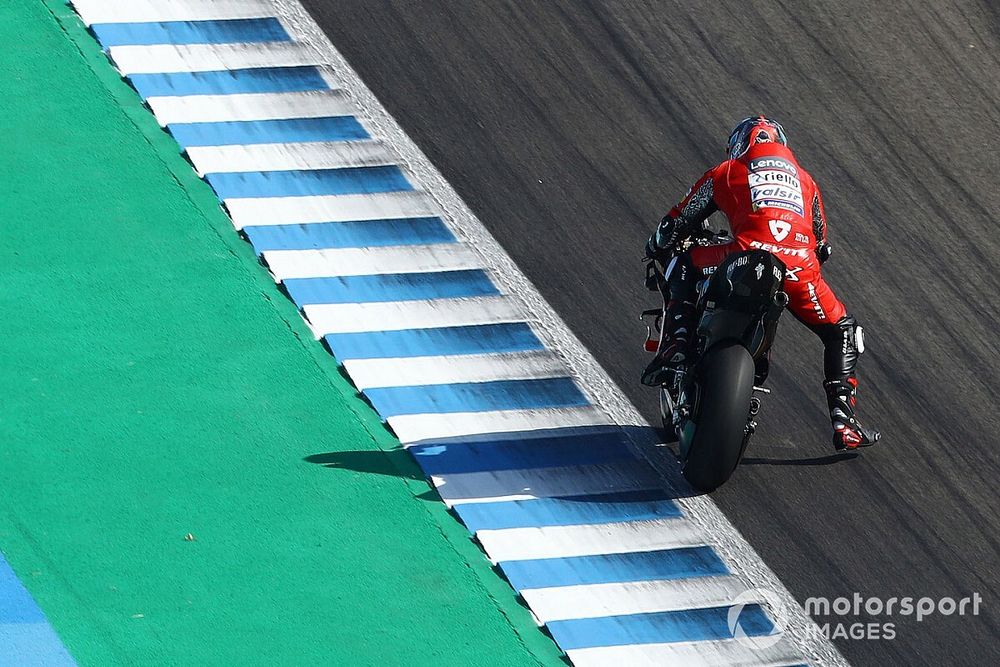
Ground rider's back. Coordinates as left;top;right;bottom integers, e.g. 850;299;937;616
711;143;821;258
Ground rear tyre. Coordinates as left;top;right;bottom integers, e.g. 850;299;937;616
681;342;756;492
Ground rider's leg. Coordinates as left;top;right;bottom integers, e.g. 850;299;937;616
788;273;880;450
814;315;881;450
641;254;698;386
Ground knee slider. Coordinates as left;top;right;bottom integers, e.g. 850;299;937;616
817;315;864;381
836;314;865;356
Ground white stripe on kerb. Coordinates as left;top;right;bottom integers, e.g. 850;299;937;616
188;141;394;175
344;351;568;390
390;406;614;446
147;90;355;126
567;639;805;667
303;296;525;336
263;244;482;281
109;42;321;75
71;0;274;25
477;519;708;564
522;576;751;622
226;191;439;228
433;459;658;507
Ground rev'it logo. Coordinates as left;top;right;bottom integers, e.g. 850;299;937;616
769;219;791;242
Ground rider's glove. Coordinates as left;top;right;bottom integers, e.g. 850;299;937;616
645;216;677;261
817;241;833;265
645;233;663;260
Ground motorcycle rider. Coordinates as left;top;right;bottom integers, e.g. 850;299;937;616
642;116;880;451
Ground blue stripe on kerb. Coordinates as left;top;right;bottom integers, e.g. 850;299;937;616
284;270;498;306
547;605;775;650
364;377;588;417
0;624;76;667
324;323;544;361
0;560;43;624
410;429;634;475
205;166;411;199
499;546;727;590
244;218;455;252
455;490;682;532
128;66;328;99
91;19;290;47
169;117;368;148
0;553;75;665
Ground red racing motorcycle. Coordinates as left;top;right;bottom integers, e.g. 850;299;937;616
642;231;789;491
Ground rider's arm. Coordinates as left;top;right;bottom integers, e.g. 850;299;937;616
647;169;719;256
812;188;833;264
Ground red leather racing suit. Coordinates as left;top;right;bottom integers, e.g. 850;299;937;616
646;137;879;449
662;142;844;325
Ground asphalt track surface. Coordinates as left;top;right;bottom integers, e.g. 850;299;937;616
301;2;1000;664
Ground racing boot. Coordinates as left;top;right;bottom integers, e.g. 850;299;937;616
641;300;695;386
824;377;880;451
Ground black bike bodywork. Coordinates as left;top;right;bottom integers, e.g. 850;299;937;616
643;236;788;491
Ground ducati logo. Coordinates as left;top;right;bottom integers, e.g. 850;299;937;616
769;219;791;242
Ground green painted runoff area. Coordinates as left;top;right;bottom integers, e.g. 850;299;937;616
0;1;563;664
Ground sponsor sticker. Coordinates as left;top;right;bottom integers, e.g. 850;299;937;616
749;170;801;189
769;219;792;242
748;157;797;175
748;157;804;215
807;282;826;320
749;240;809;259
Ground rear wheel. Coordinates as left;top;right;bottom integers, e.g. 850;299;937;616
681;342;755;492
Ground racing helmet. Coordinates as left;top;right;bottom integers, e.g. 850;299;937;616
727;116;787;159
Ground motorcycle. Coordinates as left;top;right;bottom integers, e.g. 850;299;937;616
642;229;789;492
